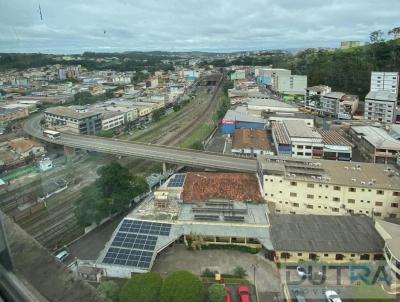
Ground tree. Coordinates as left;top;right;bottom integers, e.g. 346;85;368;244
75;185;109;226
98;280;119;302
152;108;165;121
233;266;247;278
160;271;204;302
97;130;114;138
208;284;227;302
173;103;181;112
370;30;385;44
388;27;400;39
120;272;163;302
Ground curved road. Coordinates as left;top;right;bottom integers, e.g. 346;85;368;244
24;115;257;173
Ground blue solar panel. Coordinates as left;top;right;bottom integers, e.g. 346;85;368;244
103;247;153;268
167;174;186;187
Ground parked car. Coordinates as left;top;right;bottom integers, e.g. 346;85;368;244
325;290;342;302
296;266;310;277
237;285;251;302
225;287;231;302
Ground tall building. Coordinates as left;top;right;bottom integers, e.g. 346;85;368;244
364;90;397;123
370;71;399;95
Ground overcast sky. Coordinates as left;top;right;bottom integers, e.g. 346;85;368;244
0;0;399;54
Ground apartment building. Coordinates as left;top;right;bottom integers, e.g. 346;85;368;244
257;155;400;218
230;69;246;80
364;90;397;123
0;107;29;122
100;111;125;131
370;71;399;95
320;92;359;118
275;75;308;95
45;106;102;135
304;85;332;110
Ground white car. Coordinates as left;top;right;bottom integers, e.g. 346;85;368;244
296;266;310;277
325;290;342;302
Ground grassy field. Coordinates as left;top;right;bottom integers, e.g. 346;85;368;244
179;123;215;149
351;284;393;302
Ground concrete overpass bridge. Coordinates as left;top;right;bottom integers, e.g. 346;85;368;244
24;115;257;173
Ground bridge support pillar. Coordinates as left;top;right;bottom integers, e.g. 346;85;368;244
162;162;167;176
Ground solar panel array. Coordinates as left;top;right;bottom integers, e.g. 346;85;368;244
224;216;245;222
194;214;219;221
167;174;186;187
102;219;172;269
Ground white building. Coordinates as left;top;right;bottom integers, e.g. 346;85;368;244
101;111;125;130
370;72;399;95
364;90;397;123
275;75;308;95
39;158;53;172
247;99;299;115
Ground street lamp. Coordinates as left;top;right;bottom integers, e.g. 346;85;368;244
251;263;258;285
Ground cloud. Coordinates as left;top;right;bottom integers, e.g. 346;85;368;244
0;0;399;53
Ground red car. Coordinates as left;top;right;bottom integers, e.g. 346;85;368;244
237;285;251;302
225;287;231;302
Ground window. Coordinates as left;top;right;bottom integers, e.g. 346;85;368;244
360;254;370;261
389;214;397;218
324;254;329;257
290;181;297;186
335;254;344;260
332;208;339;212
391;203;398;208
307;194;314;199
375;202;383;206
374;212;382;217
297;152;303;156
393;192;400;197
298;253;302;256
293;203;299;207
290;192;297;197
377;190;384;195
349;188;356;192
333;197;340;202
306;205;314;209
307;183;314;188
351;254;355;257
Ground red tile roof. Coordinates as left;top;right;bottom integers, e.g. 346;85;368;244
232;128;272;151
181;172;264;203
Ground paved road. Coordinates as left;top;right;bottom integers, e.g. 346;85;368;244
24;115;257;173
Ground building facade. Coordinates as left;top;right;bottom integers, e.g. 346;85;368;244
364;90;397;123
370;71;399;95
258;155;400;218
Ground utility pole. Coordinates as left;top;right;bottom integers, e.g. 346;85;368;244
251;263;259;302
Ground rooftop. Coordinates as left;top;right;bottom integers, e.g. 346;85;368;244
366;90;397;102
9;138;44;154
181;172;264;203
223;109;266;124
351;126;400;150
271;121;291;145
283;120;322;140
247;98;297;109
323;92;346;99
45;106;101;119
317;129;354;147
306;85;331;93
232;128;272;151
258;155;400;190
270;214;384;253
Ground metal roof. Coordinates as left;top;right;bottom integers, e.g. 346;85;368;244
351;126;400;150
366;91;397;101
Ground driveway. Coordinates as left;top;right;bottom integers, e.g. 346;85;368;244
152;244;282;295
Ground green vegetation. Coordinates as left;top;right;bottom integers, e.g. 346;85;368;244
207;284;227;302
201;244;261;254
69;91;108;106
75;161;149;225
98;281;119;302
215;80;233;120
179;124;214;150
152;108;166;122
204;39;400;98
97;130;114;138
160;271;204;302
351;284;392;302
120;272;163;302
233;266;247;278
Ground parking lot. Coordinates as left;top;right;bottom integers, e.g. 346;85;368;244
152;244;282;300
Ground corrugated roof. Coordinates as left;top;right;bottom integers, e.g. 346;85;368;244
352;126;400;149
283;120;322;140
270;214;384;253
317;129;354;147
271;122;291;145
223;109;266;124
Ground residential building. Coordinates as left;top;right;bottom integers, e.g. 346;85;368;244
340;41;361;49
100;111;125;130
320;92;359;119
364;90;397;123
0;107;29;122
271;120;323;159
8;138;45;159
274;75;308;95
230;69;246;80
231;128;274;157
45;106;102;135
375;219;400;277
222;109;266;135
270;214;384;263
258;155;400;218
227;90;269;105
370;71;399;95
317;129;353;161
304;85;332;110
247;98;299;115
349;126;400;164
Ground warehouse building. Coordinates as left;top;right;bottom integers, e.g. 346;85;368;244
231;128;274;157
317;129;353;161
257;155;400;218
266;111;314;128
349;126;400;164
96;172;272;278
222;109;266;135
247;98;298;115
270;214;384;263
